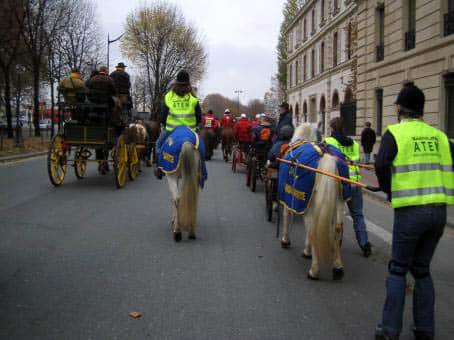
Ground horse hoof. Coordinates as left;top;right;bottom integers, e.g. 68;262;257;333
332;268;344;281
281;240;291;248
188;233;196;240
301;251;312;259
307;272;319;281
173;232;182;242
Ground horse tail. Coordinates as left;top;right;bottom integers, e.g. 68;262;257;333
178;142;200;232
309;154;338;264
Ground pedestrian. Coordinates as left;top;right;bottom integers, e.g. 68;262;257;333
155;70;202;179
324;117;372;257
361;121;376;164
374;84;454;340
275;102;294;141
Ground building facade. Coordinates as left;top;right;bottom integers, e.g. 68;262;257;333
286;0;357;135
356;0;454;140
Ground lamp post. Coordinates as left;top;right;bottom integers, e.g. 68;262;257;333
107;32;125;72
15;64;26;147
234;89;243;116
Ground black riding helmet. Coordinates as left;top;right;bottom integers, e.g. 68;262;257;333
279;125;294;140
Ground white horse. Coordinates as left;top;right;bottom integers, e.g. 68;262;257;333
167;142;201;242
280;123;345;280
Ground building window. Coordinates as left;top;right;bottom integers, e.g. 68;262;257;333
289;64;293;87
303;55;307;81
311;49;316;78
376;4;385;62
295;59;299;84
376;88;383;136
333;0;339;15
445;0;454;36
303;18;307;41
445;74;454;138
405;0;416;51
320;0;325;25
347;22;352;60
333;31;338;67
320;42;325;73
311;9;316;35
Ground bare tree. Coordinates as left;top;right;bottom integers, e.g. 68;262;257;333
202;93;248;118
20;0;70;136
0;0;25;138
247;99;265;115
121;2;208;114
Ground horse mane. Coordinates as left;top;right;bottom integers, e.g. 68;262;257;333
291;123;317;143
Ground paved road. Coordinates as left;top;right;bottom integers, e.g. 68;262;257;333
1;151;453;339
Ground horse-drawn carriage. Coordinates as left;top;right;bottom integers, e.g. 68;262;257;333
47;101;144;188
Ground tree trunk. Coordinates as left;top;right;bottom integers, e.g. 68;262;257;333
3;73;14;138
33;66;41;137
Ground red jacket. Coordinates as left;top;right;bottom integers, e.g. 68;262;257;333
202;114;219;129
251;119;260;128
234;118;252;143
221;114;235;129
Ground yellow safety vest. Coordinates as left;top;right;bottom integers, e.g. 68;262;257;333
387;119;454;208
164;91;198;132
324;136;361;182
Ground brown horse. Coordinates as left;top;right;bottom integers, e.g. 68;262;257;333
145;120;160;166
220;127;234;162
200;128;216;161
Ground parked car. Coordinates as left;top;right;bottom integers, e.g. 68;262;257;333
39;119;51;130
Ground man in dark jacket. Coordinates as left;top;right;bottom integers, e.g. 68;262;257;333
275;102;294;141
361;121;376;164
375;84;454;340
86;66;116;105
109;62;131;95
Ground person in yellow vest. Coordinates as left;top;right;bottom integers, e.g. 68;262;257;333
57;68;87;105
374;84;454;340
155;70;202;179
324;117;372;257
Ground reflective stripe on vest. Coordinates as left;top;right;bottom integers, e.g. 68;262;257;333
164;91;198;132
324;137;361;182
387;120;454;208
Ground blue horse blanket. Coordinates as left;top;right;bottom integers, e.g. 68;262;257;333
278;142;351;214
158;126;208;187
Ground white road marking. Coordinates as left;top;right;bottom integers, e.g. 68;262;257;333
346;216;392;244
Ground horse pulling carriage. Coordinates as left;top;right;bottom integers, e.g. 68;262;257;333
47;101;145;188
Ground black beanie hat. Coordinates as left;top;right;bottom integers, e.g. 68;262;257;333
395;84;425;116
175;70;190;85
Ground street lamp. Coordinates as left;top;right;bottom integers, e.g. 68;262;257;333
15;64;26;147
107;32;125;72
234;89;243;116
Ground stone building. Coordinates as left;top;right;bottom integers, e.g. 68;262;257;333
356;0;454;140
286;0;358;134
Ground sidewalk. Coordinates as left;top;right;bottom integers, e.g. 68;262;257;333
361;168;454;228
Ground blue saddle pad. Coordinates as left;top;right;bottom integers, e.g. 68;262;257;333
278;142;351;214
158;126;208;187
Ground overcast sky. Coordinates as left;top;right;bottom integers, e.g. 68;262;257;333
94;0;285;103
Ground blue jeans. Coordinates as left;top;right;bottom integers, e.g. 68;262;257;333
364;153;371;163
381;204;446;337
346;186;369;247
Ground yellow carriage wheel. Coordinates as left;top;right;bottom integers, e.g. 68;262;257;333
128;143;139;181
114;135;128;188
47;134;67;187
74;147;88;179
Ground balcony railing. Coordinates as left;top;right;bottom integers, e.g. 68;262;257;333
404;29;415;51
444;11;454;36
376;44;384;62
333;7;340;16
319;19;326;28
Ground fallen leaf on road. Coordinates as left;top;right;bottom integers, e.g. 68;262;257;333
129;311;142;319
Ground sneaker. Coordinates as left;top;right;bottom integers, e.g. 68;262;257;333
375;325;399;340
154;167;163;180
361;242;372;257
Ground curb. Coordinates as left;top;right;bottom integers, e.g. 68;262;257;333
0;151;47;163
363;187;454;229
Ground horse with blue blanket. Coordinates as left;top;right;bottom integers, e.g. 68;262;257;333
158;126;208;241
279;124;351;280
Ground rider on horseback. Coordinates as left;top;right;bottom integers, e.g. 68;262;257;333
221;109;235;129
202;110;219;130
155;70;202;179
234;113;253;153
